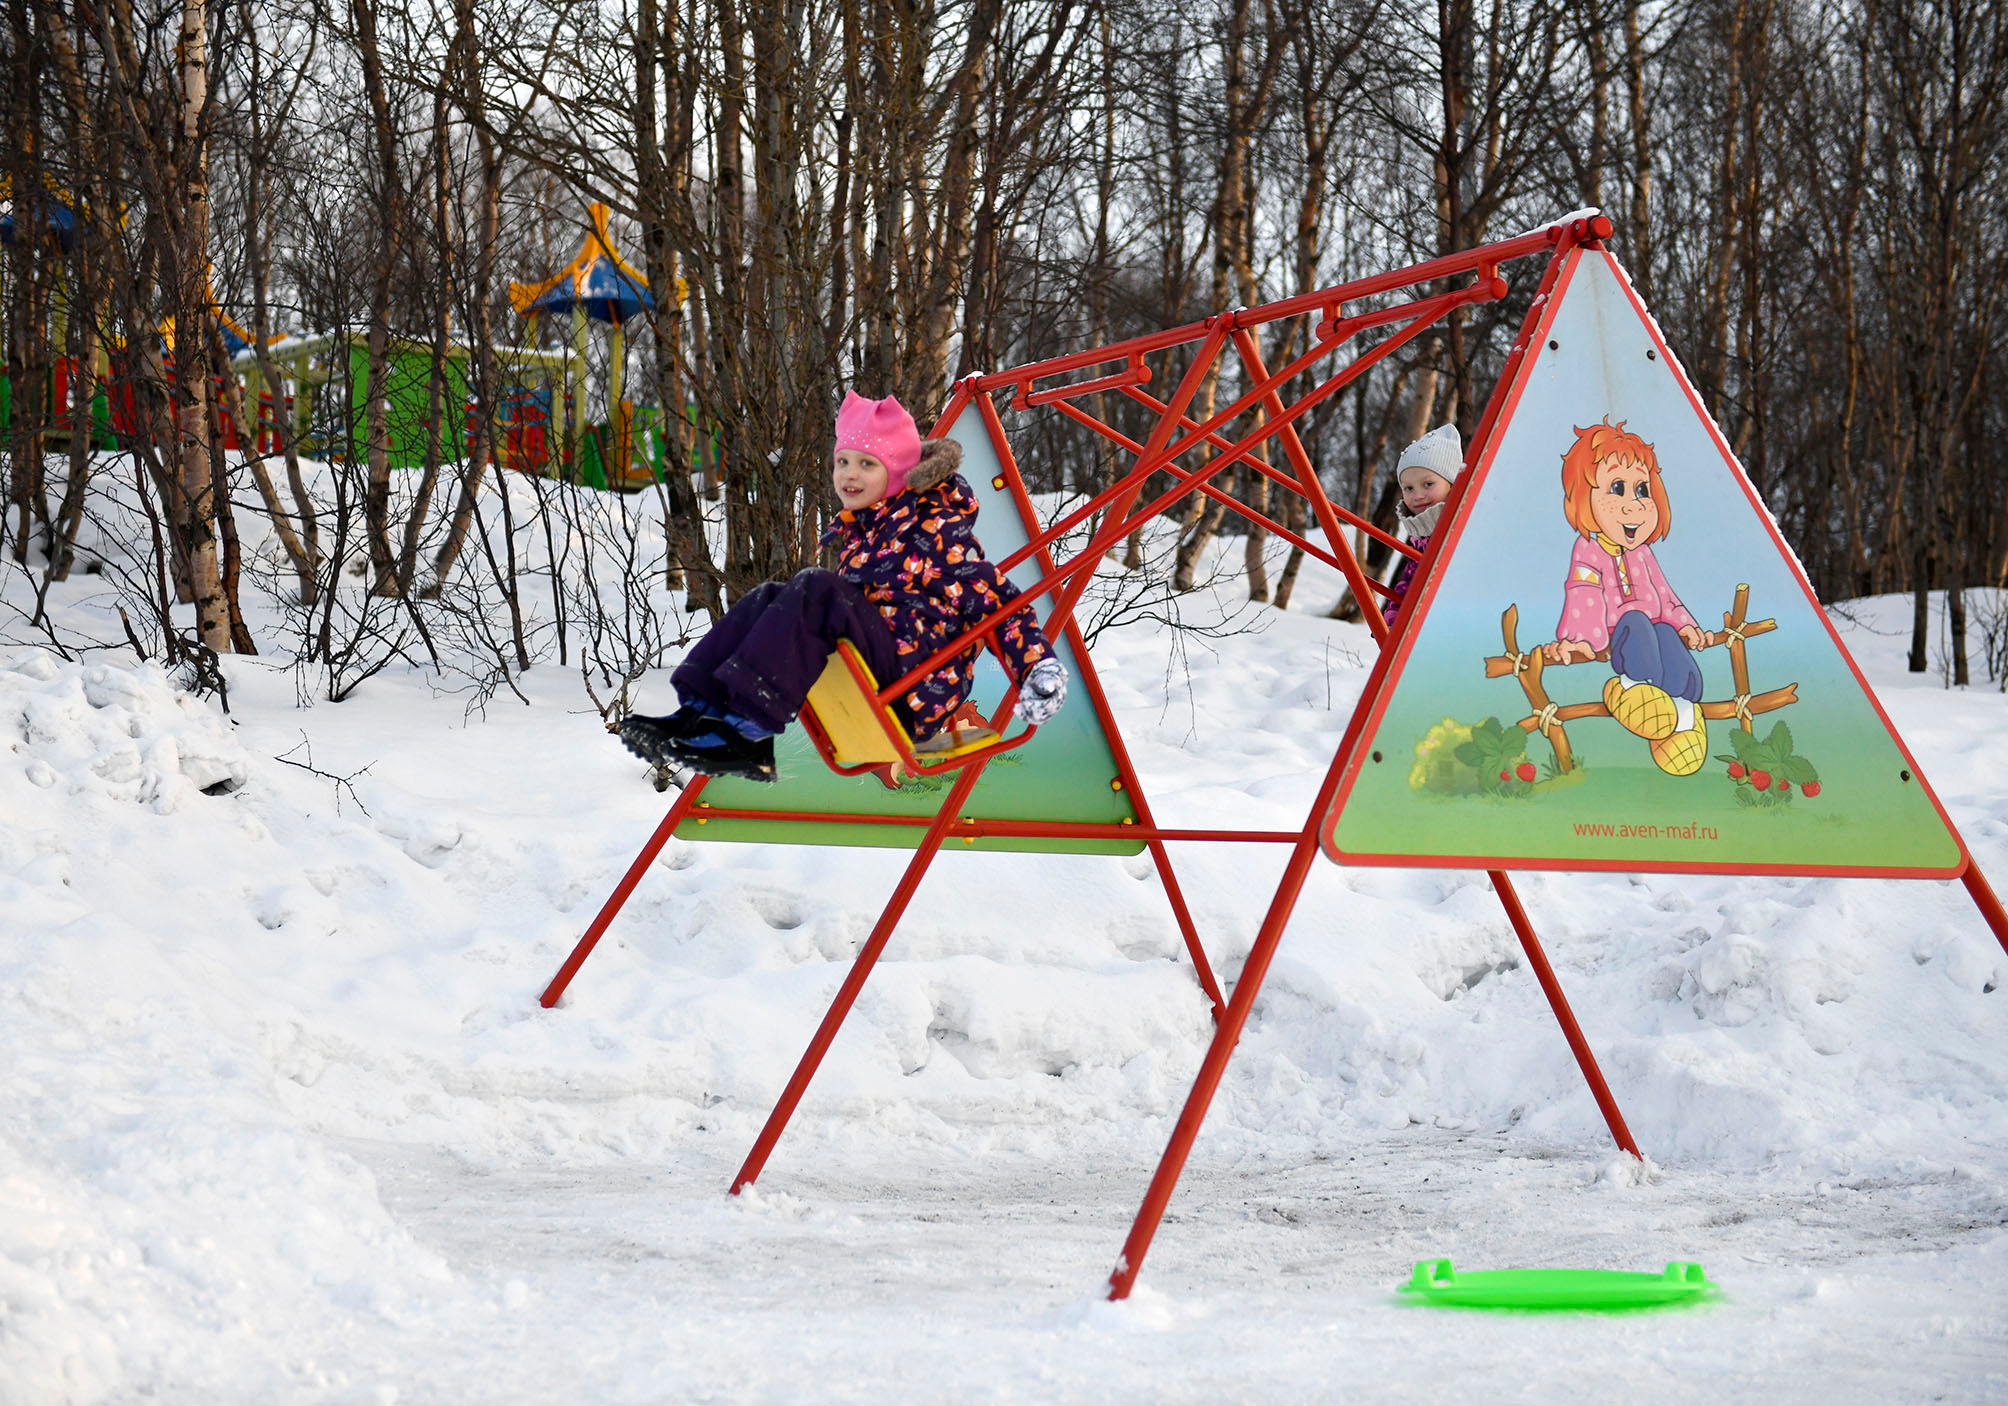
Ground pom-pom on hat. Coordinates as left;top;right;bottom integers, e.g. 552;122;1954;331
1397;423;1464;480
834;391;923;494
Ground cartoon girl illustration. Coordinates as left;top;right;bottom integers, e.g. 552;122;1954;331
1541;419;1711;775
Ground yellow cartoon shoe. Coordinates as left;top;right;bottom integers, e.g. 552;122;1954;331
1650;713;1708;776
1602;677;1677;740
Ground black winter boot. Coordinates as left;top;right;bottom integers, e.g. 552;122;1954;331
617;705;711;766
667;730;777;783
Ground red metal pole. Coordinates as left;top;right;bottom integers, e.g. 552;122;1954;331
871;326;1228;708
1044;391;1362;574
730;758;994;1193
540;776;709;1008
1106;817;1328;1300
1114;385;1424;562
1021;322;1234;653
1963;861;2008;957
1229;326;1395;650
976;390;1228;1020
1486;870;1641;1157
1382;230;1584;642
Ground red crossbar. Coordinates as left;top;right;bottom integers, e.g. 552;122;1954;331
1116;384;1423;562
680;803;1300;844
1045;394;1390;578
977;224;1566;397
1021;353;1151;407
876;281;1490;706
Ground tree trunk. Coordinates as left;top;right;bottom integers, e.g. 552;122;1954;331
1174;0;1284;593
1622;0;1654;302
632;0;720;611
431;0;500;592
352;0;402;595
1583;0;1608;206
176;0;230;651
913;0;1001;393
395;80;456;596
6;0;50;563
204;339;256;654
1949;581;1969;686
231;0;318;604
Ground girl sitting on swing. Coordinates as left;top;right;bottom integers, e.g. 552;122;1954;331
619;392;1068;782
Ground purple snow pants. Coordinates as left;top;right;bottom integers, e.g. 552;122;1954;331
671;569;913;735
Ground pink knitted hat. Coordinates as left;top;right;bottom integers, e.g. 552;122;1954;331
834;391;923;493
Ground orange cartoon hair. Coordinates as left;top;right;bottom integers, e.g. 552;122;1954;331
1560;418;1672;542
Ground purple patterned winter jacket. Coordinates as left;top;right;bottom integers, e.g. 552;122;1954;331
1381;531;1430;627
820;440;1052;736
1381;499;1451;627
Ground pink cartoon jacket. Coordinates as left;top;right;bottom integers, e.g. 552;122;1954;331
1555;534;1698;652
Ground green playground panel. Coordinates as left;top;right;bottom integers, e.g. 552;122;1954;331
675;417;1144;858
574;412;669;492
339;342;474;470
684;708;1143;856
1400;1258;1717;1310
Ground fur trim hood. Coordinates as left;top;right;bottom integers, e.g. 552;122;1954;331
903;438;963;495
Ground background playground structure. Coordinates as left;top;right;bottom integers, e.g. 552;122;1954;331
0;176;114;456
4;185;699;499
0;350;116;454
504;201;699;495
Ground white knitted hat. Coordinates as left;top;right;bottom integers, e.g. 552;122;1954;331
1396;423;1463;479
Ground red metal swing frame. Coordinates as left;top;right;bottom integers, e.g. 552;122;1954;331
537;212;2008;1301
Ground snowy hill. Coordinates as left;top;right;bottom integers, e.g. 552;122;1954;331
3;473;2006;1401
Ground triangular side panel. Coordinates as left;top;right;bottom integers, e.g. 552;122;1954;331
1321;248;1965;877
680;414;1144;856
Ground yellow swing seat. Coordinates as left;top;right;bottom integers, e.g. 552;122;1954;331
803;641;1002;770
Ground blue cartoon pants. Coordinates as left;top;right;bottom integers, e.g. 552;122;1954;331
1609;610;1702;702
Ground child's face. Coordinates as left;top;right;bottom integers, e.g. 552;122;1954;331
1399;466;1453;515
1588;452;1659;546
833;449;890;510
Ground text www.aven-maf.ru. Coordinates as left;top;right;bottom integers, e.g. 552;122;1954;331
1571;820;1720;841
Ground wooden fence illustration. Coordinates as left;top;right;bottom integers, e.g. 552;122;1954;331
1483;583;1797;772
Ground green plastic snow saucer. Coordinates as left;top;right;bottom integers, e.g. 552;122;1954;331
1400;1257;1716;1311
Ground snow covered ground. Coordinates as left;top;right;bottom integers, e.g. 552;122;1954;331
3;468;2006;1403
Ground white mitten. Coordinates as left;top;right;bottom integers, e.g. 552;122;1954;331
1013;656;1069;726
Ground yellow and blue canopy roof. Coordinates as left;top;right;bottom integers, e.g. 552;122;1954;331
509;203;657;326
